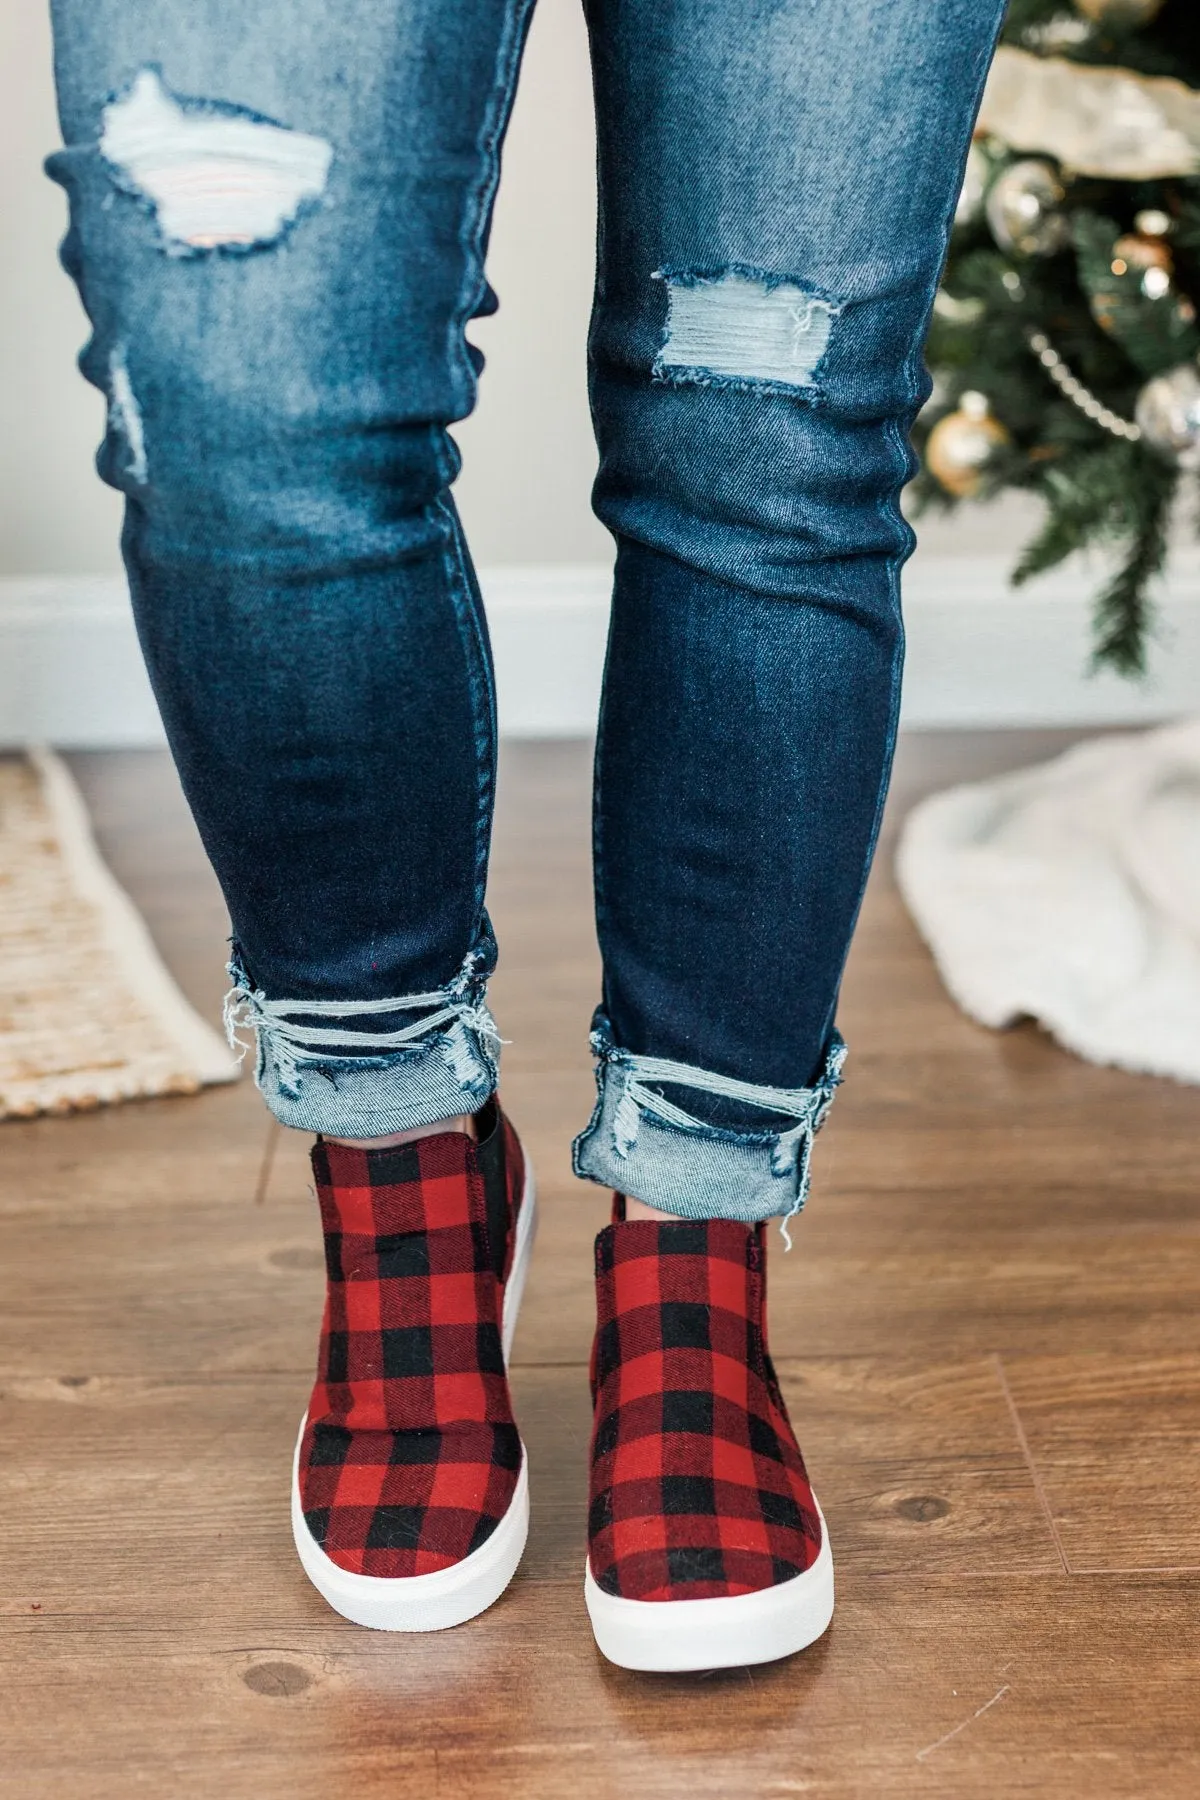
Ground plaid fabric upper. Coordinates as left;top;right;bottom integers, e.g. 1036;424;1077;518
299;1102;526;1578
588;1208;822;1602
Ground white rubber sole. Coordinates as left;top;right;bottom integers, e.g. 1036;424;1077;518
291;1160;537;1632
584;1500;834;1672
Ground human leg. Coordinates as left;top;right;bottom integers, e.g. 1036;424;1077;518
47;0;541;1134
47;0;539;1626
577;0;1007;1665
577;0;1007;1226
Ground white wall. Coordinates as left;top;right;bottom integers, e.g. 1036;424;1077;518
0;0;609;577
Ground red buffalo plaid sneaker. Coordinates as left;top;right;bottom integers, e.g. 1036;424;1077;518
584;1201;833;1671
290;1098;536;1631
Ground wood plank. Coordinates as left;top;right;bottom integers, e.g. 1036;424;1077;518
5;1087;1193;1376
0;1079;268;1218
0;1360;1056;1618
3;1187;1188;1375
778;1200;1200;1363
3;734;1190;1800
0;1199;323;1376
1;1577;1196;1799
999;1353;1200;1573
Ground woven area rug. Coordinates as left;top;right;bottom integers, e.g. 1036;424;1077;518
0;749;239;1120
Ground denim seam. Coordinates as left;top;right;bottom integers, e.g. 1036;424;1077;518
589;553;619;1018
447;0;538;414
812;409;910;1060
43;152;103;468
429;473;495;949
432;0;537;951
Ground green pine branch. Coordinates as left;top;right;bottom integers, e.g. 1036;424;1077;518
1072;212;1200;377
919;1;1199;675
1090;516;1169;676
1011;440;1178;675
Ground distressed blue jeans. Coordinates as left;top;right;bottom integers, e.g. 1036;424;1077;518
47;0;1004;1223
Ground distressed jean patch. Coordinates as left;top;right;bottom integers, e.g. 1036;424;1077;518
222;944;502;1134
100;67;332;254
572;1017;848;1236
107;346;147;483
654;269;839;393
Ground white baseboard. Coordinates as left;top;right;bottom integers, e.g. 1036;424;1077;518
2;551;1197;747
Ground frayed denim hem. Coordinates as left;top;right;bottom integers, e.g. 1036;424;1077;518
223;945;501;1135
571;1016;846;1240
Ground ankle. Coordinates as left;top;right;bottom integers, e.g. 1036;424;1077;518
325;1111;477;1150
622;1193;690;1223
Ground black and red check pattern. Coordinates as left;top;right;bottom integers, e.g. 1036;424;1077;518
588;1204;822;1602
298;1100;526;1578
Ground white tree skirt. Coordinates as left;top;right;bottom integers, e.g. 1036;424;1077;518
0;749;239;1119
896;719;1200;1085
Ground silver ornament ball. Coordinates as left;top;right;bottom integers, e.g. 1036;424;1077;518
1134;362;1200;470
986;160;1070;258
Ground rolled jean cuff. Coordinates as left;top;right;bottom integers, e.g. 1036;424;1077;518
571;1015;847;1230
222;945;500;1135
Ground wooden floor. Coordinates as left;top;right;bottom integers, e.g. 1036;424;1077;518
2;734;1198;1798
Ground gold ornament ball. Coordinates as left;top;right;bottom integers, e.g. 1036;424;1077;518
926;393;1011;497
986;160;1069;258
1073;0;1164;23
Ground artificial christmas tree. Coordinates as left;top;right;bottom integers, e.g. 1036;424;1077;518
916;0;1200;673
